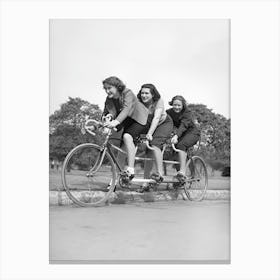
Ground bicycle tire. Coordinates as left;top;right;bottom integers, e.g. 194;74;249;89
61;143;117;207
184;156;208;201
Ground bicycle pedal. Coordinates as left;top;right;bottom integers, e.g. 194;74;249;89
118;179;130;189
119;176;133;189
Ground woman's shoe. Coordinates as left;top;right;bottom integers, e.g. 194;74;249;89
150;172;164;183
120;170;134;181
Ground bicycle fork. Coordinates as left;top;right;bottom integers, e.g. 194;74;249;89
86;147;107;177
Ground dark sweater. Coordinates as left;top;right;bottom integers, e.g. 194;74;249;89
166;108;200;138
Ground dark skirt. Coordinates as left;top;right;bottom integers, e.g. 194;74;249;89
145;114;174;149
109;117;147;147
176;129;200;152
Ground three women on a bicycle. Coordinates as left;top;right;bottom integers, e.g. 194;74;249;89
102;76;200;184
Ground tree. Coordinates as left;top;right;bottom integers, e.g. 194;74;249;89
188;104;230;167
49;97;104;161
49;97;102;133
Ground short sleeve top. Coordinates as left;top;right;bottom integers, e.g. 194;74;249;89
146;98;167;125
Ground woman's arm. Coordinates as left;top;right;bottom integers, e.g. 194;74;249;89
176;111;193;137
115;90;136;124
147;107;163;138
105;90;136;128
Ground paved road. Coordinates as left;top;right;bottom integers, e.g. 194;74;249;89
49;200;230;264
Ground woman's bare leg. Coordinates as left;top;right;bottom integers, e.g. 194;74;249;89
123;133;136;171
152;146;164;176
178;150;187;174
144;151;153;178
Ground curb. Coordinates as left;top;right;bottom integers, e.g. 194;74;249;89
49;189;230;206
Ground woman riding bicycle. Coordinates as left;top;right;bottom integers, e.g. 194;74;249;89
102;76;149;180
137;84;173;183
166;95;200;180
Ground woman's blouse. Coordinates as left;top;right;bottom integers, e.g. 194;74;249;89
146;98;167;125
112;98;122;116
103;88;148;125
166;108;200;137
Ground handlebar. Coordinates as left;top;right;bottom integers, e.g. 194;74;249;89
144;139;180;152
82;120;197;155
82;118;116;137
83;119;102;136
145;139;190;154
171;143;181;153
102;114;113;122
144;140;155;151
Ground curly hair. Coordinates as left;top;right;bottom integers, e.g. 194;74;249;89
168;95;187;111
102;76;126;93
137;83;161;103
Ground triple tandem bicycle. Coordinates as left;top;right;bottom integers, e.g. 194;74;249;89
61;119;208;207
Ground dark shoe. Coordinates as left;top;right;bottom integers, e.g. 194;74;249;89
150;172;163;183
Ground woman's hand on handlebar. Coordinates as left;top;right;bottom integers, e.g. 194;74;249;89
146;134;153;141
104;119;120;129
171;135;178;144
102;114;113;123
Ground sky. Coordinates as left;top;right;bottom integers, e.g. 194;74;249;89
50;19;230;118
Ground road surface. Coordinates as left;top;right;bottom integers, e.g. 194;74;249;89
50;200;230;263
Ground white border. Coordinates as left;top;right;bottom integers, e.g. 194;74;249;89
1;0;279;279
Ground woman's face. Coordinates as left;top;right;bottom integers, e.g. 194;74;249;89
103;83;119;99
172;99;183;113
140;88;153;104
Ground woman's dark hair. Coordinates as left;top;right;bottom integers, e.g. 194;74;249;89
168;95;187;111
137;83;161;103
102;76;126;93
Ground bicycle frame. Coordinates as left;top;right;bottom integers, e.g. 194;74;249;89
61;118;208;206
107;141;198;185
105;142;125;172
83;118;200;185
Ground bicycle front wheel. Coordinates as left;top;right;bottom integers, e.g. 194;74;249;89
184;156;208;201
62;143;117;207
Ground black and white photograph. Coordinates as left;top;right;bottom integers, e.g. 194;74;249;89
49;19;230;264
1;0;280;279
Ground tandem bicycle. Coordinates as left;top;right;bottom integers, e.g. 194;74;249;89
61;118;208;207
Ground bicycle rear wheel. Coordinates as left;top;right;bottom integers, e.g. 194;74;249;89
62;143;117;207
184;156;208;201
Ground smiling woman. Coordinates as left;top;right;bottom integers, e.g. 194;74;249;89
166;95;200;179
137;83;174;183
101;76;149;179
